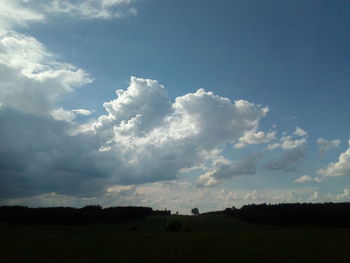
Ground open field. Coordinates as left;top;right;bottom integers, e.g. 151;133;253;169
1;215;350;263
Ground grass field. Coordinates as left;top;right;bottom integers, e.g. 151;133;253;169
1;215;350;262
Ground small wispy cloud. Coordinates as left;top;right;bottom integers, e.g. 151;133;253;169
294;175;312;183
317;138;341;155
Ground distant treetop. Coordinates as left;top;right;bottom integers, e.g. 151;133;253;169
191;208;199;216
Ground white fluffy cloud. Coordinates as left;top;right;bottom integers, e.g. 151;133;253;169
0;30;91;114
0;75;270;197
267;127;307;151
318;140;350;177
294;175;312;183
267;136;307;150
87;77;269;185
50;108;92;122
92;77;172;137
317;138;341;155
234;130;276;148
71;109;92;116
294;127;307;137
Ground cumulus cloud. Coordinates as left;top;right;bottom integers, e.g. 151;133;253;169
266;127;307;151
0;30;91;114
0;76;270;197
271;136;307;150
234;130;275;148
263;146;308;172
317;140;350;177
198;153;263;186
92;77;172;137
317;138;341;155
294;175;312;183
294;127;307;137
171;90;269;146
89;77;268;185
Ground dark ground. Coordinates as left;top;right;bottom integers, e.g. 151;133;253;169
1;215;350;263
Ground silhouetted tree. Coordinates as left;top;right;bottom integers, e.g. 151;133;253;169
223;206;238;216
191;208;199;216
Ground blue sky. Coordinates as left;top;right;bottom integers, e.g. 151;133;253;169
0;0;350;213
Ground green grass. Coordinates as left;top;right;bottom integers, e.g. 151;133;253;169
1;215;350;262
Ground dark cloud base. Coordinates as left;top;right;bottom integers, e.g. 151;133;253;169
0;107;112;198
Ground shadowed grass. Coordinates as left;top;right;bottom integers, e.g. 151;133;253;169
1;215;350;262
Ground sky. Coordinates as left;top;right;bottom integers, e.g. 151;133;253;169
0;0;350;214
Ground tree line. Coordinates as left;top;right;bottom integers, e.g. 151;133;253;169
230;202;350;227
1;202;350;227
0;205;170;225
200;202;350;227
